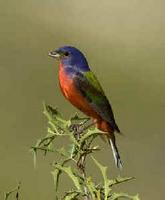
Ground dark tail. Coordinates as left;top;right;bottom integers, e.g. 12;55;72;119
108;136;123;170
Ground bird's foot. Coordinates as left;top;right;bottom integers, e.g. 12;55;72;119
69;123;83;132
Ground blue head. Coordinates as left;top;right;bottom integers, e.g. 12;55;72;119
49;46;90;72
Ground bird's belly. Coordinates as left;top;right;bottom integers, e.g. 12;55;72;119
59;73;99;119
61;84;113;133
63;83;113;133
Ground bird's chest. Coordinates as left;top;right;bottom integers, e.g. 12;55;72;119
58;65;76;99
58;64;100;119
58;65;89;109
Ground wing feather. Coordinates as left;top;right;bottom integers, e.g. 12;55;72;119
74;71;120;132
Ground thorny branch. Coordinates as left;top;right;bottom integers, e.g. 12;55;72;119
30;104;140;200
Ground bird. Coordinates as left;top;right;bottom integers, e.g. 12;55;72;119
49;46;123;169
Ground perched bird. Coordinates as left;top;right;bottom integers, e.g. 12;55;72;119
49;46;122;169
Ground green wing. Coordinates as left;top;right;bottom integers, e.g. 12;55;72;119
74;71;120;132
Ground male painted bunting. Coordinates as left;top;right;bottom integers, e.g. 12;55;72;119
49;46;122;169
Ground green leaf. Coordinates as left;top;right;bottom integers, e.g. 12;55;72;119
43;103;62;121
79;127;101;145
70;113;90;122
68;144;78;158
63;191;80;200
86;177;101;200
109;176;135;187
68;134;80;147
4;183;21;200
92;156;111;200
48;121;58;133
51;168;62;192
110;193;140;200
43;103;70;130
55;165;83;192
52;157;77;192
30;148;37;168
53;147;70;158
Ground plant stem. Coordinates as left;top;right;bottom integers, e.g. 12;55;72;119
74;124;91;200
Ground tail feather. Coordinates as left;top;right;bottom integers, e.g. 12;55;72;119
109;138;123;170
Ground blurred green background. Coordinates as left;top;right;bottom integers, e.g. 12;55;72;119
0;0;164;199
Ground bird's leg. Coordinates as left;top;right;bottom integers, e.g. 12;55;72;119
69;118;90;133
69;118;91;141
69;123;81;133
77;120;97;135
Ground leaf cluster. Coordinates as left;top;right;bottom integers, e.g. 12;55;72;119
31;104;140;200
3;182;20;200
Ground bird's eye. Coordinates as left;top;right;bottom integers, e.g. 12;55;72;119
64;51;69;56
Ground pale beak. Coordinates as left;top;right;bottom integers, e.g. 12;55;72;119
48;50;61;58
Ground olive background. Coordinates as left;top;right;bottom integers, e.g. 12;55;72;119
0;0;164;199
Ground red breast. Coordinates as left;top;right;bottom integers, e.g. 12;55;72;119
58;63;98;118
